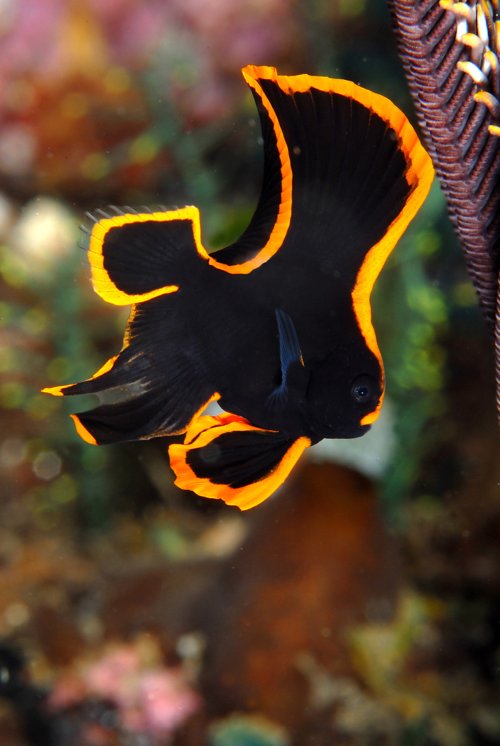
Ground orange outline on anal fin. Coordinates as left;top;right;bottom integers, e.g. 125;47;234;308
70;414;98;445
169;413;311;511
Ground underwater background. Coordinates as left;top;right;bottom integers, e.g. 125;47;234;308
0;0;499;744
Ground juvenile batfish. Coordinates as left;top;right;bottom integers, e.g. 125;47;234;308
43;65;434;510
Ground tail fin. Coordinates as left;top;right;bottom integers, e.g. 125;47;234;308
86;206;206;305
43;303;218;445
169;413;311;510
69;388;218;446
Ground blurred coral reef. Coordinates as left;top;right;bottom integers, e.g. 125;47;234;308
0;0;299;200
48;637;200;742
1;1;499;745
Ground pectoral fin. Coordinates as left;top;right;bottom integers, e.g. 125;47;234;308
169;413;310;510
267;309;306;409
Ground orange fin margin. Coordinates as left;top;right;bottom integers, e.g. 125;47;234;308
87;207;202;305
169;413;310;511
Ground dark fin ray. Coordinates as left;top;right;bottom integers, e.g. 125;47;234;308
69;366;218;446
71;385;206;445
44;298;218;445
213;67;292;270
233;69;433;376
169;413;311;510
42;348;146;399
70;387;168;445
86;205;206;305
256;68;433;279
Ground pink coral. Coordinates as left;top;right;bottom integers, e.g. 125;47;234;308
0;0;302;192
49;640;201;740
84;646;140;700
126;669;200;736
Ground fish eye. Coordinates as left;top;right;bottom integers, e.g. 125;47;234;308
350;375;376;404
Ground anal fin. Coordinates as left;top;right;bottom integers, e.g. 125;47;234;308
169;414;310;510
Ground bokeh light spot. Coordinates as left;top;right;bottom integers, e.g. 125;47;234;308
0;348;15;373
81;153;110;180
129;134;159;164
414;230;440;257
339;0;365;17
407;285;447;324
452;281;476;307
4;603;30;629
25;394;59;420
0;382;25;408
33;450;62;481
0;124;36;177
21;308;48;335
5;79;36;114
61;92;89;120
0;438;27;469
47;357;72;383
0;250;26;288
0;303;12;327
50;473;78;504
104;66;132;94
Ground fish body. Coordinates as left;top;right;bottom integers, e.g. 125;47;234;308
160;257;380;441
44;66;434;510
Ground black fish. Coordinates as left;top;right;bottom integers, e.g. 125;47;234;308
43;65;434;510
